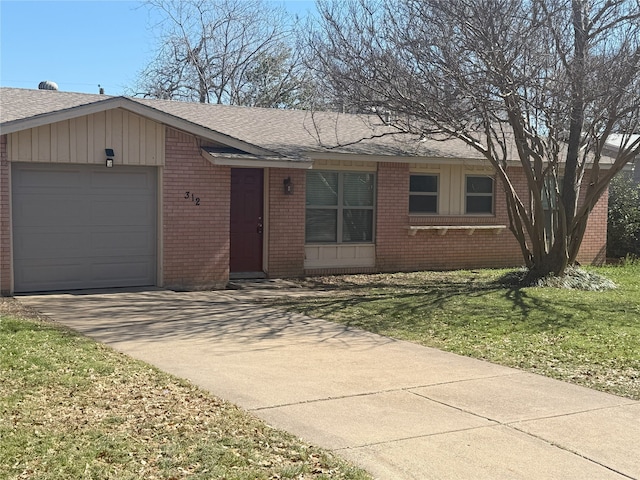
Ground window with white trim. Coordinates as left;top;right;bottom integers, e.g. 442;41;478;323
305;171;375;243
409;174;438;214
465;175;494;214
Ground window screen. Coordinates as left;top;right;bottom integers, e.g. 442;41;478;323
409;174;438;213
465;176;494;214
305;171;375;243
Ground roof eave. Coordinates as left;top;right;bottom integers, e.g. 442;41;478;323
305;150;499;165
0;96;128;134
123;99;277;157
0;95;280;158
201;148;313;169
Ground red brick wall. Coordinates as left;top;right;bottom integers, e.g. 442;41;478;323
374;162;411;270
266;168;306;277
371;163;607;273
576;181;608;266
0;135;11;295
374;162;524;272
162;128;230;289
0;126;614;295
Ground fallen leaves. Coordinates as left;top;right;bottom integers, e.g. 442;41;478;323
1;303;370;479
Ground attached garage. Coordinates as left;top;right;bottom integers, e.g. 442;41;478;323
0;87;612;296
12;163;157;292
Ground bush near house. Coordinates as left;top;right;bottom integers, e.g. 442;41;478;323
608;172;640;259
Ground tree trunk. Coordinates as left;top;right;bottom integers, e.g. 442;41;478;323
562;0;588;232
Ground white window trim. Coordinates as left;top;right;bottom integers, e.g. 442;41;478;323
465;175;495;215
409;173;439;215
306;171;377;244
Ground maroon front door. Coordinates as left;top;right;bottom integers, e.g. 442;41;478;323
230;168;264;273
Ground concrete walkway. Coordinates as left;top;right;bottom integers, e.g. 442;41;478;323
19;287;640;480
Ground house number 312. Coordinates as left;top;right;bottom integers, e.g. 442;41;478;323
184;192;200;206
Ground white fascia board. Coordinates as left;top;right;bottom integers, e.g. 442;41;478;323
305;150;498;165
201;149;313;169
305;149;621;170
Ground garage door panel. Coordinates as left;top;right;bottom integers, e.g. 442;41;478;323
13;168;83;189
12;164;157;292
91;199;153;226
91;170;155;190
15;228;153;258
14;229;87;258
13;196;89;227
92;258;156;283
16;261;86;292
16;259;155;292
90;229;154;254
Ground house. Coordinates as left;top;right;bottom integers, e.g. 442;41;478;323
605;134;640;184
0;87;608;295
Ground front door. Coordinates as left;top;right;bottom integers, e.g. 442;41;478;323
230;168;264;274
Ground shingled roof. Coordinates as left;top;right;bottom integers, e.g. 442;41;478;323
0;88;108;123
1;87;489;162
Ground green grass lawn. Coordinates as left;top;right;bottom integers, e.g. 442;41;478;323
269;262;640;400
0;301;370;480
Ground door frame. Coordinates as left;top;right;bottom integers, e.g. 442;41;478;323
229;167;267;277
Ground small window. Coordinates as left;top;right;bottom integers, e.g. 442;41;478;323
409;174;438;214
466;176;494;214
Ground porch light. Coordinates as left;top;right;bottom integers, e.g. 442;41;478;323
284;177;294;195
105;148;114;168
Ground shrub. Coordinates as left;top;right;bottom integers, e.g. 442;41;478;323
607;171;640;259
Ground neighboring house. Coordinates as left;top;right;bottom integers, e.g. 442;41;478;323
0;87;608;295
604;134;640;184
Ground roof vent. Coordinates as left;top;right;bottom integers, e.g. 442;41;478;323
38;80;59;91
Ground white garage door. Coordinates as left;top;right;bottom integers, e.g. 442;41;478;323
12;163;157;292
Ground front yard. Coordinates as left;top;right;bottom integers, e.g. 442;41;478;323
267;263;640;400
0;300;370;480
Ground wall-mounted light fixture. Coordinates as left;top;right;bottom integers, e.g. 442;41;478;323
283;177;293;195
105;148;114;168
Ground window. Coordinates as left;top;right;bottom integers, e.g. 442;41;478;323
466;175;494;214
409;174;438;214
306;171;375;243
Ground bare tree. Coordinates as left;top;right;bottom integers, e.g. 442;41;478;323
233;44;314;108
309;0;640;279
136;0;309;107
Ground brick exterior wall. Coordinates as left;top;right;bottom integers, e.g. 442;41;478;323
576;175;608;265
374;162;525;272
266;168;306;277
370;162;608;273
0;126;613;294
0;135;11;295
162;128;230;289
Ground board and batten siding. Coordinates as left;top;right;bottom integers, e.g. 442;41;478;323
409;163;495;216
7;109;164;166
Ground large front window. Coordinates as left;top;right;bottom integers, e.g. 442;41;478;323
305;171;375;243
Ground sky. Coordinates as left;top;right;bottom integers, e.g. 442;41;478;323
0;0;317;96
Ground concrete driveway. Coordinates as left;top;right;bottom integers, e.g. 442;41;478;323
19;287;640;480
